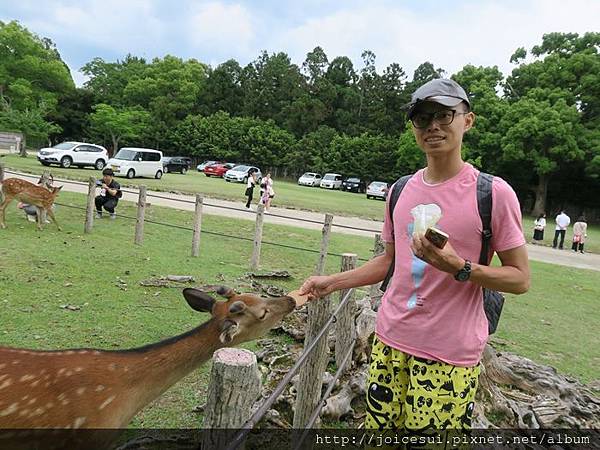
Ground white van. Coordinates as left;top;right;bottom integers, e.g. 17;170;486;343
107;147;164;179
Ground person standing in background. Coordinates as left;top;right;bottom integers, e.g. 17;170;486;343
571;216;588;254
552;210;570;249
532;213;546;243
244;169;258;209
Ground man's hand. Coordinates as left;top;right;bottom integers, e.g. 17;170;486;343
299;275;336;301
410;233;464;275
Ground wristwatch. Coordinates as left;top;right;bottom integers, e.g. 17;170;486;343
454;260;472;282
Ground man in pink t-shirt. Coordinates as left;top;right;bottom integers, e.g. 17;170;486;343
300;78;530;432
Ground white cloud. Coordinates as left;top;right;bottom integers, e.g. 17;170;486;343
23;0;166;56
187;2;255;58
278;0;600;78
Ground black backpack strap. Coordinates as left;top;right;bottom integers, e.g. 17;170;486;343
477;172;494;265
380;174;413;292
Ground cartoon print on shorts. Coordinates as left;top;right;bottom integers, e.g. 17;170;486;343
406;203;442;309
365;338;480;431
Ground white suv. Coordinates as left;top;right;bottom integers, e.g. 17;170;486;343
37;142;109;170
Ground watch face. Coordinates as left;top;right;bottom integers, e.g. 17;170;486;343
456;271;470;282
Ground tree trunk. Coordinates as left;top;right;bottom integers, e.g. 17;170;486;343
531;173;549;216
110;133;119;157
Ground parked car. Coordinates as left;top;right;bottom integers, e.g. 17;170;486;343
297;172;322;187
366;181;390;200
203;162;235;177
162;156;189;174
224;165;262;183
197;160;221;172
37;141;109;170
181;157;193;168
162;156;188;175
341;177;367;193
107;147;163;179
319;173;343;189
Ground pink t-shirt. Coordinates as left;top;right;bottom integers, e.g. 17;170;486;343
378;163;525;367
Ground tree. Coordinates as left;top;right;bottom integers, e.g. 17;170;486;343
0;21;74;110
199;59;244;116
47;88;96;143
89;103;150;155
500;89;584;215
0;102;61;151
0;21;73;148
240;51;305;127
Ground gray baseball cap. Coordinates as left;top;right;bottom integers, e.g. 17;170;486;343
407;79;470;118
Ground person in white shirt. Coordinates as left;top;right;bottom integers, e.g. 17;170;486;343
244;169;258;209
552;210;571;249
532;212;546;243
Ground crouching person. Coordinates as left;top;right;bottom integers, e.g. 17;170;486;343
95;168;122;219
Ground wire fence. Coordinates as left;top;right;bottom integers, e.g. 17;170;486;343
12;170;377;262
5;169;383;234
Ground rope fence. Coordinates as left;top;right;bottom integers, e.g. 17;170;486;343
9;169;374;261
4;169;383;234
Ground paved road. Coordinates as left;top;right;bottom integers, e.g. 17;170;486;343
5;170;600;272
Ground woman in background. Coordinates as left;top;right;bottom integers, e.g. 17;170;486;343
532;212;546;243
571;216;588;254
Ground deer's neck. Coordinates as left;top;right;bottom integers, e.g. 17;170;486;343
124;319;224;409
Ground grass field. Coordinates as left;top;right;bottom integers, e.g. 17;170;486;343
0;189;598;427
3;153;599;254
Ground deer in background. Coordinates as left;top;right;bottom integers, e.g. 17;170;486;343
0;165;62;230
0;287;295;448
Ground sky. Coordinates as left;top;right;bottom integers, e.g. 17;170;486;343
1;0;599;87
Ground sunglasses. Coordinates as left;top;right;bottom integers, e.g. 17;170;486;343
410;109;468;129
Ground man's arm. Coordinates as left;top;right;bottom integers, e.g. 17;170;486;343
299;242;395;299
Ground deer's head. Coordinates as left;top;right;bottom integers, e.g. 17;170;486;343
37;171;54;190
182;286;296;345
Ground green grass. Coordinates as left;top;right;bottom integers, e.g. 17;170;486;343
0;153;388;220
0;190;598;427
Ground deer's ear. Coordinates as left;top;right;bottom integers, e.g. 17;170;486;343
183;288;216;312
219;319;239;344
55;186;63;192
228;301;246;314
216;286;235;299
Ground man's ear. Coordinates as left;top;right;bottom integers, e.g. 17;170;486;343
464;112;475;132
182;288;216;312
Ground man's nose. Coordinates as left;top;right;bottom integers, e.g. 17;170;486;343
426;119;441;132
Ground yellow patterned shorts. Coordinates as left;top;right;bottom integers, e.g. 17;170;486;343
364;336;480;432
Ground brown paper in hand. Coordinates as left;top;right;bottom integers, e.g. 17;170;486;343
288;289;310;307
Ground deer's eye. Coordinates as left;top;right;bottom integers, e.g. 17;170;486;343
259;309;269;320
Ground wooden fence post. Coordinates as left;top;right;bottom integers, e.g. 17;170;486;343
84;177;96;234
369;234;385;305
191;194;203;257
250;203;265;270
202;348;261;450
134;185;146;246
293;213;334;428
335;253;357;373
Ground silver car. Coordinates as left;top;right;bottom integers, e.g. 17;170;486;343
298;172;322;187
224;165;262;183
366;181;389;200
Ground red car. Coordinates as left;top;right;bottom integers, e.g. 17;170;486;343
203;162;235;177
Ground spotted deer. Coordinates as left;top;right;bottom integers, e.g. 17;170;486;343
0;287;295;447
0;165;62;231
